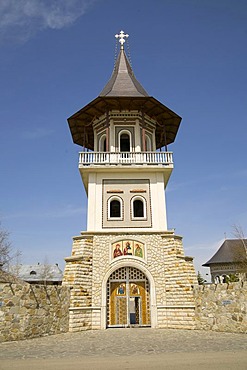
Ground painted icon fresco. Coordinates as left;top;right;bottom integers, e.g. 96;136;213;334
117;283;126;295
113;242;123;258
130;283;140;295
134;243;143;258
112;240;144;259
123;241;133;255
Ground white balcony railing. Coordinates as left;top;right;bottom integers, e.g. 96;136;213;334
79;151;173;166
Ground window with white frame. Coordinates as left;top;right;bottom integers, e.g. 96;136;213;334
131;196;146;219
108;196;123;220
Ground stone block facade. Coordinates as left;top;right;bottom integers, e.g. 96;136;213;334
0;283;70;342
63;230;198;331
194;282;247;333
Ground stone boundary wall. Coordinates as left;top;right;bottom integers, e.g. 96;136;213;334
194;282;247;333
0;283;70;342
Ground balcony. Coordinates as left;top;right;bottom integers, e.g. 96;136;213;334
78;151;173;167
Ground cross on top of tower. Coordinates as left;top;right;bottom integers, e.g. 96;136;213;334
115;30;129;50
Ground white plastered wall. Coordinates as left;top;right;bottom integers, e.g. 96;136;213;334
87;171;167;232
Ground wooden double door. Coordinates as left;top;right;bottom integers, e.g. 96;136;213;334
107;267;150;327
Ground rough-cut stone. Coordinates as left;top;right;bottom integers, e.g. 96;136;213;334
194;282;247;333
0;284;70;342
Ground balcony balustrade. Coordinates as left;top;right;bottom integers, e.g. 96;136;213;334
78;151;173;166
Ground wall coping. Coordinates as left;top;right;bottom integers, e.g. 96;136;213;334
70;230;184;239
69;307;101;311
157;305;195;309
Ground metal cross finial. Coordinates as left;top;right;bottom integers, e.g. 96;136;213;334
115;30;129;50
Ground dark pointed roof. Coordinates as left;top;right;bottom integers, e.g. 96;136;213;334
203;239;247;266
100;50;148;97
68;48;182;150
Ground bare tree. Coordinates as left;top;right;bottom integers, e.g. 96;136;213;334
0;222;23;277
9;249;22;277
0;222;12;268
232;224;247;251
40;256;53;285
231;224;247;282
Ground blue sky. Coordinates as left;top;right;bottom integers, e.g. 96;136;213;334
0;0;246;279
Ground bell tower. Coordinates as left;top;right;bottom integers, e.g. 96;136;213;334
63;31;197;331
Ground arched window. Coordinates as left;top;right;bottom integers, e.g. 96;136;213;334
145;135;152;151
110;200;120;217
214;275;220;284
99;134;107;152
30;270;37;275
108;196;123;219
119;131;131;152
133;199;144;217
131;196;146;219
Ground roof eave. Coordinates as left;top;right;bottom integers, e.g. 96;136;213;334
68;96;182;149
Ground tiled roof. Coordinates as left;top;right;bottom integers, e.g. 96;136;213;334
10;264;63;282
203;239;247;266
67;46;182;149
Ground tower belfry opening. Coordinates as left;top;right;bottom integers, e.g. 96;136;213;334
63;31;197;331
120;133;130;152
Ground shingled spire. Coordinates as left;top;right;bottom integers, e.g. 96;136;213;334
100;49;148;97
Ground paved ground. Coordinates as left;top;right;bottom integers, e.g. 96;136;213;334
0;329;247;370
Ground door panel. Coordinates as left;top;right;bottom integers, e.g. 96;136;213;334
110;282;126;326
107;267;151;327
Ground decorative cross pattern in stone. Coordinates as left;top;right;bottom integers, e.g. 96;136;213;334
115;30;129;49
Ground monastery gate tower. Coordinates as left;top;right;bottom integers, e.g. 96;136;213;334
63;31;197;330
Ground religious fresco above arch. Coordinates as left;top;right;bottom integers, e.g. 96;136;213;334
112;240;144;260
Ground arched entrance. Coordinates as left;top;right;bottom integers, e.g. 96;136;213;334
106;266;151;327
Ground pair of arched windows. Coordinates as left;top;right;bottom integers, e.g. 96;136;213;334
108;196;146;220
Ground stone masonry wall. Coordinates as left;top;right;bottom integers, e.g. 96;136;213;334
194;282;247;333
63;235;93;331
161;234;198;329
63;230;199;331
0;283;70;342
